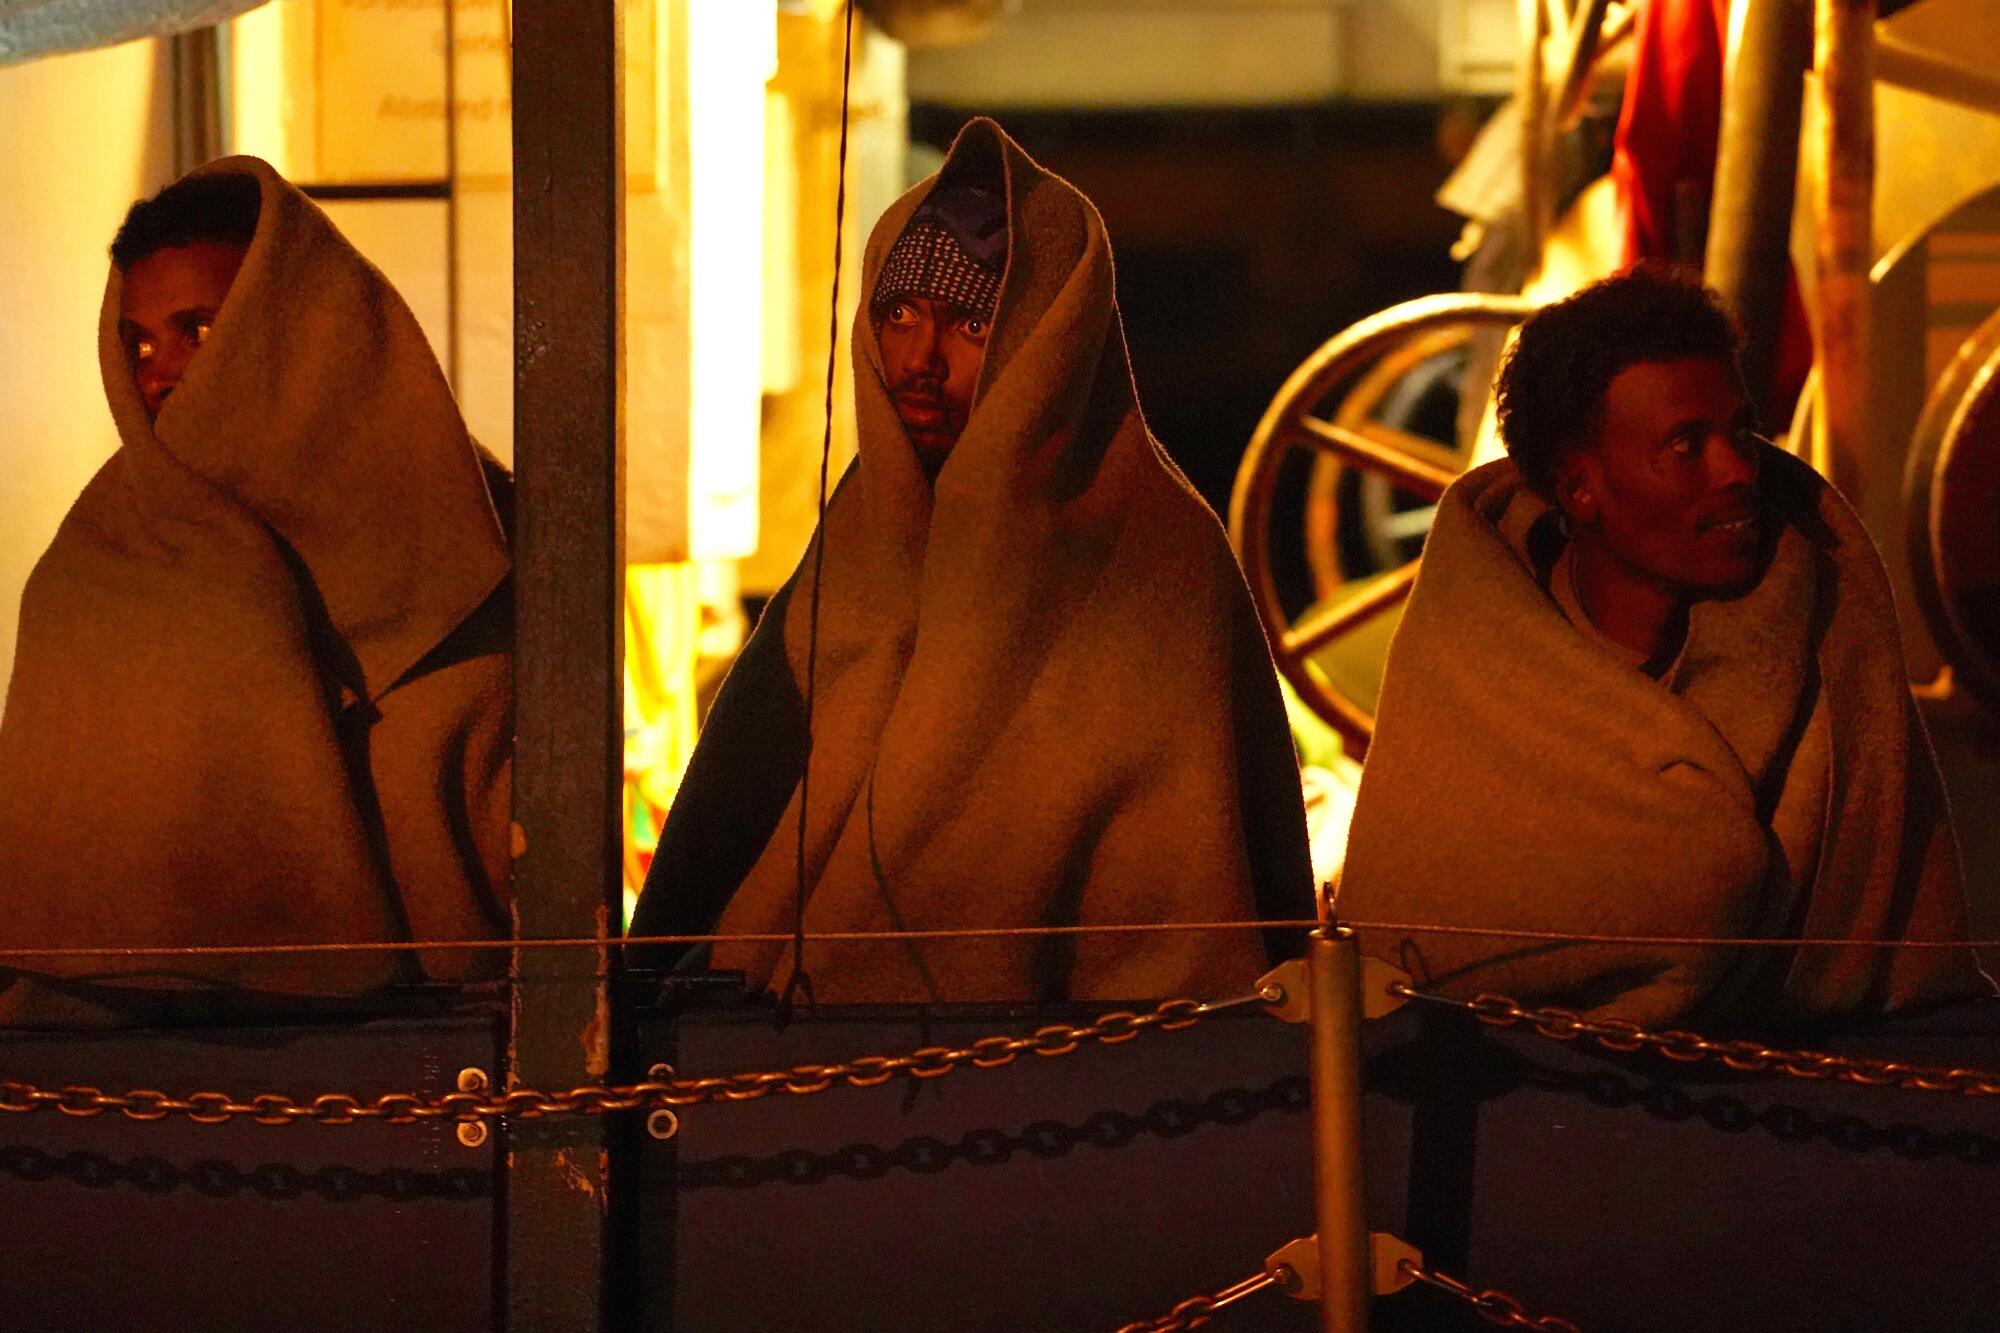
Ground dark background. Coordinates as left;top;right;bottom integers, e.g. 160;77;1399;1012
910;103;1465;518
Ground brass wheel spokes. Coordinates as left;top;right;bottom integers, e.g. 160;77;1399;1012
1230;294;1538;756
1288;417;1459;499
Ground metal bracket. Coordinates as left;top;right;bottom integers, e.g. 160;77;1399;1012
1264;1232;1425;1301
1361;958;1411;1020
1370;1232;1422;1296
1256;957;1411;1023
1264;1234;1320;1300
1257;960;1311;1023
455;1068;491;1149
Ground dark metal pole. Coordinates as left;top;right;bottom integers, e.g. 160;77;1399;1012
1706;0;1813;424
508;0;625;1327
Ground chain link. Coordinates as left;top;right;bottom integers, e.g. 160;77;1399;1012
0;996;1220;1129
1401;1262;1582;1332
1397;985;2000;1099
1118;1258;1575;1333
1115;1270;1277;1333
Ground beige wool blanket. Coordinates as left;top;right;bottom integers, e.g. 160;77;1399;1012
633;120;1313;1003
1337;452;1987;1025
0;157;512;1023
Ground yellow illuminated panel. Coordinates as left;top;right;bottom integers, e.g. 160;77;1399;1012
623;562;701;918
313;0;658;188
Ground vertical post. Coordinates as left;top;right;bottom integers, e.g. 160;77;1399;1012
1812;0;1875;500
1706;0;1813;424
1307;927;1373;1333
442;0;462;391
1549;0;1613;132
509;0;625;1329
169;28;223;174
1517;0;1552;275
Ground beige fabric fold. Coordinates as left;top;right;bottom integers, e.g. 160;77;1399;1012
1337;451;1988;1025
0;156;511;1023
675;119;1312;1003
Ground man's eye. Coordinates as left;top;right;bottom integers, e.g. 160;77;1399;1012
961;317;987;338
888;302;914;324
131;338;155;362
1668;433;1698;456
191;321;213;347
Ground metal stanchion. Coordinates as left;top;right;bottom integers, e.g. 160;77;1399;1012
1306;926;1373;1332
1255;919;1414;1327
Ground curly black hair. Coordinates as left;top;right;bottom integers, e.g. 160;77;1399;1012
109;173;262;271
1494;264;1744;499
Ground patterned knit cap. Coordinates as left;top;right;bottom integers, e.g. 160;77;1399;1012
872;181;1007;321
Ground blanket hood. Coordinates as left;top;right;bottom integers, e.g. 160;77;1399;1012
1338;451;1987;1023
98;155;508;703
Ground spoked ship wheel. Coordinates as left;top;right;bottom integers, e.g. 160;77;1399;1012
1229;293;1537;757
1907;306;2000;719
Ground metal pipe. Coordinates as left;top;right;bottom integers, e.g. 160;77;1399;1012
169;29;223;174
1550;0;1613;127
1706;0;1812;424
1811;0;1875;501
1307;927;1373;1332
1517;0;1552;271
1540;0;1570;48
442;0;461;392
1875;33;2000;117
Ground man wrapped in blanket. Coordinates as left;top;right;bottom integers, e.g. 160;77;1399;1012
632;119;1313;1003
1338;266;1991;1025
0;163;513;1023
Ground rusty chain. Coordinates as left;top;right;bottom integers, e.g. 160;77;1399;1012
1117;1259;1575;1333
1114;1269;1278;1333
1400;1262;1582;1332
1396;985;2000;1099
0;992;1263;1129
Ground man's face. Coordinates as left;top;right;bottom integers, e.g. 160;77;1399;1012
1556;356;1767;594
117;239;249;421
876;295;991;467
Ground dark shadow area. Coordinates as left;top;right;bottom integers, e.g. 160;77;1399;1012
675;1072;1309;1192
0;1014;500;1333
910;104;1463;528
0;1142;494;1201
643;996;2000;1333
